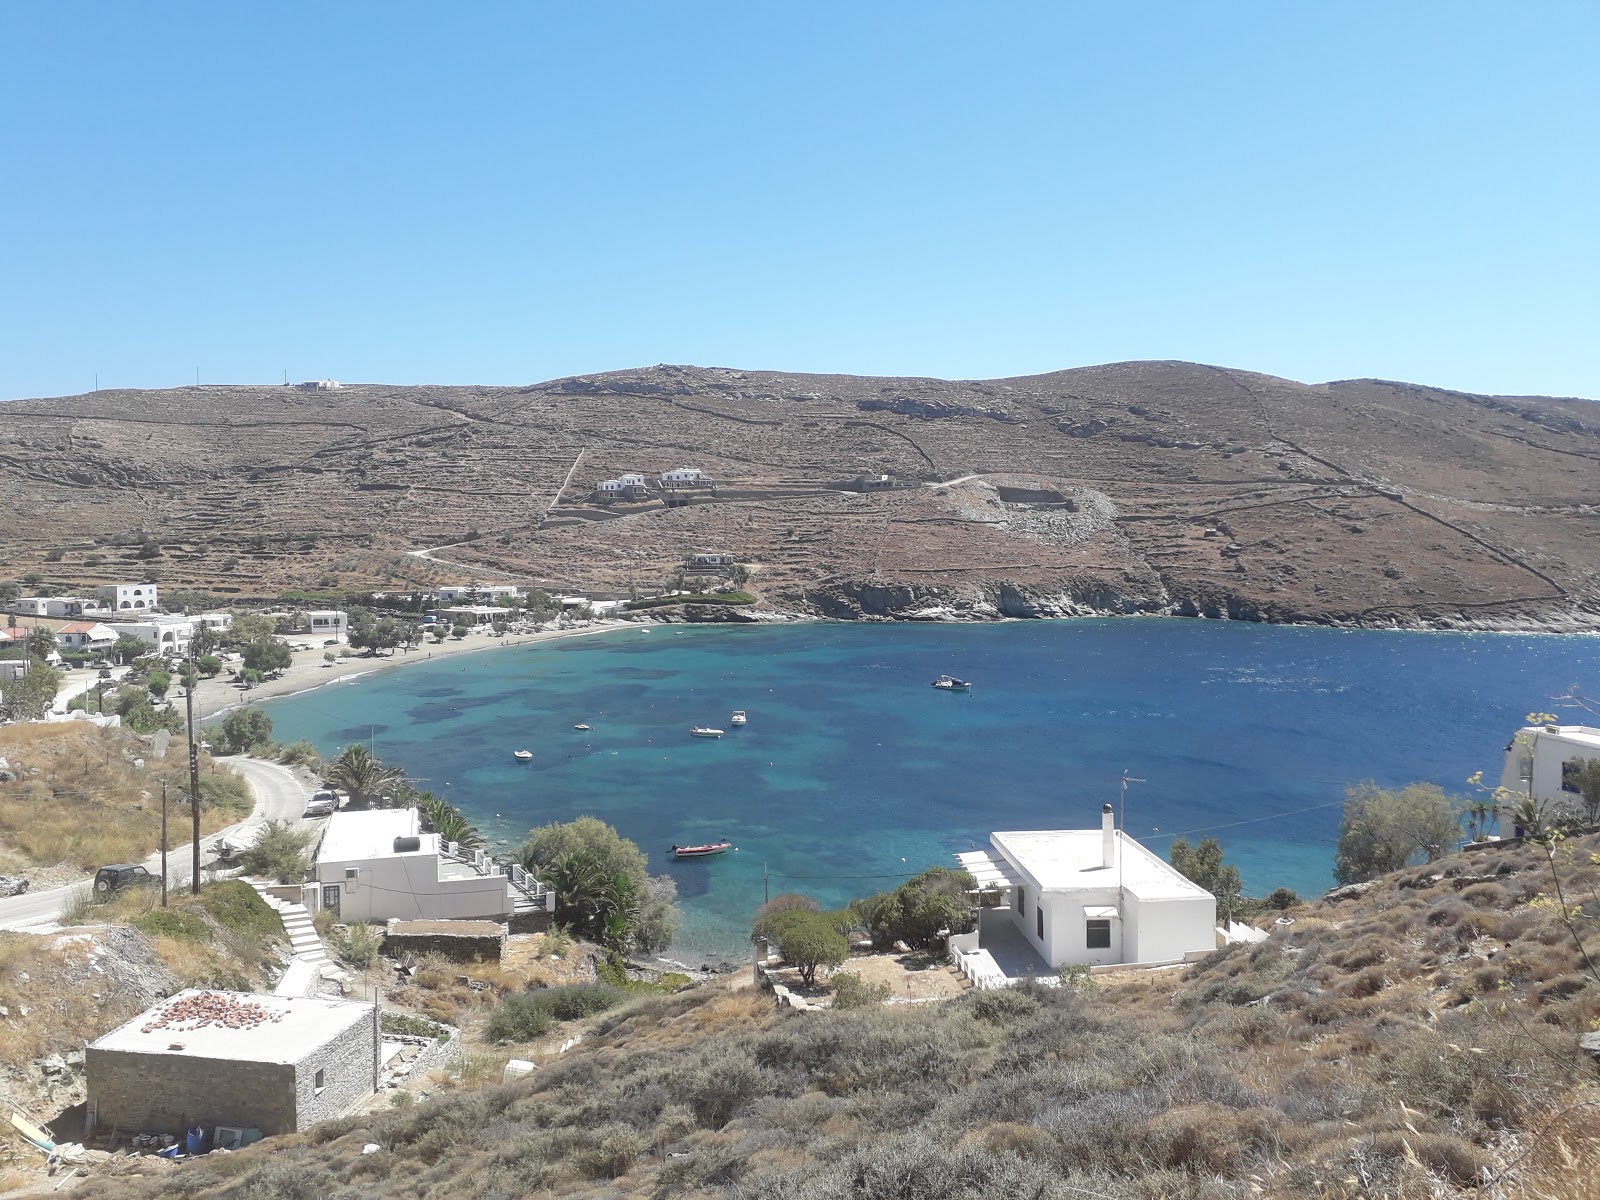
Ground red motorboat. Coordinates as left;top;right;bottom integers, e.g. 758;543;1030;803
671;840;733;859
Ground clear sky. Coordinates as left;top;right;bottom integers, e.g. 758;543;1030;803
3;3;1596;402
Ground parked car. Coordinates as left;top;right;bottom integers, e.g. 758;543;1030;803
93;864;156;895
97;667;113;680
304;790;337;817
0;875;29;897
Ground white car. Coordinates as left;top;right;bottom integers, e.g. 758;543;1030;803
304;790;337;817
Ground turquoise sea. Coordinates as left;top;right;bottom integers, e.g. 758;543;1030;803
255;621;1600;964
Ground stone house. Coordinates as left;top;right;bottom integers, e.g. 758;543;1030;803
86;990;378;1137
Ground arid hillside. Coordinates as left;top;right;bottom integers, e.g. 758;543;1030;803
3;361;1598;629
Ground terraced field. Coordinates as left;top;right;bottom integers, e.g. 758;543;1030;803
2;361;1597;628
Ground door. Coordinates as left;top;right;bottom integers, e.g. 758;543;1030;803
321;885;341;918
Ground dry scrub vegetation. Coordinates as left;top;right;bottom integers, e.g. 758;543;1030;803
0;723;249;871
86;835;1600;1200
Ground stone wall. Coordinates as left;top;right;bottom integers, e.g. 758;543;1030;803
88;1050;299;1136
383;930;504;963
292;1006;380;1129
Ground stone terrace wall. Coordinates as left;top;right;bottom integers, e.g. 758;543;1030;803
292;1006;379;1129
88;1049;298;1136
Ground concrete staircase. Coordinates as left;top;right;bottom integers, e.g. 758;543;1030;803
251;885;349;997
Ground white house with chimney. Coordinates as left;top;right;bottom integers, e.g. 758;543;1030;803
312;808;551;924
1499;723;1600;823
949;805;1216;987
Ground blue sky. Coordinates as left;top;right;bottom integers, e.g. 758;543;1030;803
2;3;1596;402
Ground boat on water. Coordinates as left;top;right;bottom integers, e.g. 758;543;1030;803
671;840;733;859
730;710;747;726
573;723;592;731
931;675;972;691
690;726;724;738
512;749;533;762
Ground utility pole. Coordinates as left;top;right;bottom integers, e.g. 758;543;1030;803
186;657;201;894
160;781;169;906
1118;770;1145;832
763;862;769;906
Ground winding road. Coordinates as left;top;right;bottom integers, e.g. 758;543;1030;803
0;757;317;933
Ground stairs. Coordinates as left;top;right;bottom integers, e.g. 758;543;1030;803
251;885;349;996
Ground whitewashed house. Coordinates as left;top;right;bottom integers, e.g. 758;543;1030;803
1499;723;1600;821
660;466;708;487
306;610;348;641
107;616;194;657
195;612;234;632
97;583;160;611
312;809;551;923
436;584;520;604
55;621;119;653
436;605;502;627
950;805;1216;987
12;597;92;618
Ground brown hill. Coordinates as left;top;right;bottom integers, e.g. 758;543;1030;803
3;361;1598;629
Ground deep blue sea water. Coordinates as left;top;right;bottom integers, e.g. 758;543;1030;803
254;621;1600;963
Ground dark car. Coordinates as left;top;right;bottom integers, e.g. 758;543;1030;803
97;667;113;680
93;864;155;895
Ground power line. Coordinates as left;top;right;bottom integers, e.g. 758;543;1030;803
1134;799;1345;845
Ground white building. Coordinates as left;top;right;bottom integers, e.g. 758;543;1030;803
437;605;503;627
55;621;119;652
194;612;234;632
296;379;342;390
107;616;194;657
11;597;92;618
312;808;550;923
691;551;735;569
306;610;348;641
949;806;1216;986
436;584;520;605
97;583;160;612
660;467;708;486
1499;723;1600;819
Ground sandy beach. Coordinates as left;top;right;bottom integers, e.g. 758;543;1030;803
191;619;640;723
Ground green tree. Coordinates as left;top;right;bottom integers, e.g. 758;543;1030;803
419;793;485;850
855;867;977;950
1334;781;1462;884
146;668;172;699
111;635;150;665
241;637;291;674
324;743;405;809
450;624;469;640
239;819;313;884
518;816;678;953
25;627;59;660
1565;757;1600;825
222;613;276;648
0;658;63;721
212;707;274;755
766;909;847;986
189;623;219;659
197;654;222;678
1168;836;1245;922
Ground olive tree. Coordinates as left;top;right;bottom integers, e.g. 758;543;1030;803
1334;781;1462;884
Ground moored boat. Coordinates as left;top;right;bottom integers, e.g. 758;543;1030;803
671;840;733;859
690;726;724;738
931;675;971;691
730;710;747;726
512;749;533;762
573;723;591;731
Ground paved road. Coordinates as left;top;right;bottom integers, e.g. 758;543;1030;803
0;756;317;932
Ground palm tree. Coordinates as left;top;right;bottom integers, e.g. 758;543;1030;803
324;743;405;810
421;795;484;850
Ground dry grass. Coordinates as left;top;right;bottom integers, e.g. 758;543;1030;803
0;724;247;871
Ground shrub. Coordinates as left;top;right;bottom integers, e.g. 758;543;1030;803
381;1012;451;1042
332;922;382;968
484;983;627;1044
766;909;847;985
855;866;977;950
237;819;312;883
132;909;209;942
212;707;274;755
972;988;1041;1022
831;971;890;1009
278;739;323;769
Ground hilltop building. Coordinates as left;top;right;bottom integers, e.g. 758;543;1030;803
949;806;1216;987
96;583;159;612
1499;723;1600;823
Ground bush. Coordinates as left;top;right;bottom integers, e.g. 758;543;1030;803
831;971;890;1009
381;1012;451;1042
278;739;323;769
237;819;312;883
766;909;847;985
133;909;209;942
484;983;628;1044
856;867;977;950
333;922;383;968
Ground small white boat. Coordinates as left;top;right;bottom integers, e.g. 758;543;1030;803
931;675;971;692
730;710;747;726
513;749;533;762
573;723;591;731
690;726;724;738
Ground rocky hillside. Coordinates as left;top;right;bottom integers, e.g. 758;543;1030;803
3;361;1598;630
89;834;1600;1199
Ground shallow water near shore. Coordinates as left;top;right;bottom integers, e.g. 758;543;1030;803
259;620;1600;963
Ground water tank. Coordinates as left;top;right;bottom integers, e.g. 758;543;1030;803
393;836;422;853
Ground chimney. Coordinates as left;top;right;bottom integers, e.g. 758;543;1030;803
1101;803;1116;869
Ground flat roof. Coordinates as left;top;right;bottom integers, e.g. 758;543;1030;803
317;808;427;864
991;829;1212;903
90;990;371;1064
1523;724;1600;750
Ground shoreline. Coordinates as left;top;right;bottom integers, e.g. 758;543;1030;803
194;620;640;723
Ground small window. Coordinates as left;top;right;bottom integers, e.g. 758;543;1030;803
314;1069;326;1094
1016;885;1026;916
1086;919;1112;949
1036;905;1044;940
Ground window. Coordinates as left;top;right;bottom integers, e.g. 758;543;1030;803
1016;885;1026;916
313;1069;326;1094
1086;919;1112;950
1036;905;1044;940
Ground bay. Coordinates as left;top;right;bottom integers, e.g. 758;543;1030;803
256;621;1600;963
